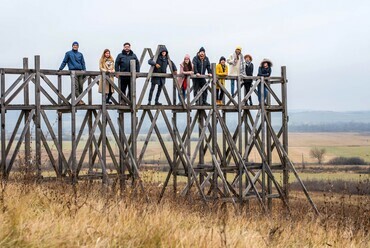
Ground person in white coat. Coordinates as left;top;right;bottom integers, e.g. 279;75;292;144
227;46;244;97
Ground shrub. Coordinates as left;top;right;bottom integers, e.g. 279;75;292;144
327;156;366;165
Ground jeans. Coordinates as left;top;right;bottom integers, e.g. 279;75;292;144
257;83;268;103
230;79;235;96
178;89;186;103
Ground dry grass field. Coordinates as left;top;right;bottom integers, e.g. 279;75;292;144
1;132;369;247
0;181;369;247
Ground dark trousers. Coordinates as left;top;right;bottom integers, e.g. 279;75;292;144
74;75;85;98
193;78;208;104
242;80;253;104
148;82;164;103
119;76;131;101
216;89;224;101
106;84;113;102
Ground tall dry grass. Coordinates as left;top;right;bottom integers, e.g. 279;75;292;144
0;180;369;247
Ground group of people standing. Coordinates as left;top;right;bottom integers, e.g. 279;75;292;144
59;42;273;106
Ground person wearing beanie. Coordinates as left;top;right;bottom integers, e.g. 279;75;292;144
59;41;86;105
115;42;140;102
227;46;244;97
257;58;273;104
177;54;194;104
240;54;254;106
215;56;228;105
147;46;177;105
192;47;212;105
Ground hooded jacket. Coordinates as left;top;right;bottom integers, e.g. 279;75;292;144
59;50;86;71
148;47;177;85
257;59;272;77
115;50;140;73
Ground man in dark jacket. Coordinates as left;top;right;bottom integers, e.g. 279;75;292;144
115;42;140;101
59;41;86;105
192;47;212;105
147;46;177;105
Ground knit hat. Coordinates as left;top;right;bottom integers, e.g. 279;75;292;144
184;54;191;59
235;46;242;51
199;47;205;53
219;56;226;63
72;41;79;47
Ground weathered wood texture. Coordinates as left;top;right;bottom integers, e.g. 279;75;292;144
0;47;318;214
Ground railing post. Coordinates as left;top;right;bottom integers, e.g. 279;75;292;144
281;66;289;200
23;58;31;172
260;76;266;205
101;72;107;183
130;60;137;181
71;71;77;184
57;73;63;177
1;69;5;179
34;55;42;178
211;63;218;198
237;75;243;205
267;78;273;210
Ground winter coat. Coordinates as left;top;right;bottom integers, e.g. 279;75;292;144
192;54;212;75
241;62;254;83
177;62;193;89
257;67;271;77
59;50;86;71
99;57;115;94
216;63;228;88
148;47;177;85
115;50;140;73
227;52;244;76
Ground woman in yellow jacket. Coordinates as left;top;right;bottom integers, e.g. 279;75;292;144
216;56;228;105
99;49;115;104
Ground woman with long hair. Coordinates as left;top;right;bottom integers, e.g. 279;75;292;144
99;49;115;104
177;54;193;104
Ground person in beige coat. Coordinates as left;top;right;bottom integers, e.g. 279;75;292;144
227;46;244;96
99;49;115;104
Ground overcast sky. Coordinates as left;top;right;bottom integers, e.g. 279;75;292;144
0;0;369;111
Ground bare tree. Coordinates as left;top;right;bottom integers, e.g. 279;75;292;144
309;147;326;164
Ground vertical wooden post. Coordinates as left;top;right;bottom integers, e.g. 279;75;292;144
281;66;289;200
266;81;273;210
0;69;5;179
57;74;63;177
243;85;250;210
172;75;178;195
119;111;126;192
71;71;77;184
87;76;93;176
130;60;137;182
101;73;107;183
23;58;31;171
186;75;191;191
211;64;218;198
260;76;266;206
237;75;243;205
34;55;42;178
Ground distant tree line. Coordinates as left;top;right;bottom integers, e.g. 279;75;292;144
289;122;370;132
